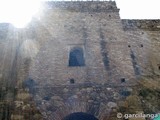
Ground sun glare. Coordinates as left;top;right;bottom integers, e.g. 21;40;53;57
0;0;41;28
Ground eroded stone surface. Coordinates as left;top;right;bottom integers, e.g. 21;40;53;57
0;1;160;120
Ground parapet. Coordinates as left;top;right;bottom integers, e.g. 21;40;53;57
43;1;119;12
122;19;160;31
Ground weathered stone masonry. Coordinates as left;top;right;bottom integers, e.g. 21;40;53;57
0;1;160;120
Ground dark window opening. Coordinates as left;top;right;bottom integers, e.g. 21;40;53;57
109;6;113;9
109;15;111;17
158;66;160;70
140;44;143;47
69;47;85;67
70;79;75;84
63;112;98;120
43;96;50;101
128;45;131;48
121;78;126;83
120;89;131;97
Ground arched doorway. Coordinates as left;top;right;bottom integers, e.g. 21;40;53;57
63;112;98;120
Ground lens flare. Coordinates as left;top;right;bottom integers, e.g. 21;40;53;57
0;0;41;28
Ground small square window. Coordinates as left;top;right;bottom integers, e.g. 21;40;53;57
121;78;126;83
70;79;75;84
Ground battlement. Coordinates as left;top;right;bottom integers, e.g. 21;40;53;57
43;1;119;12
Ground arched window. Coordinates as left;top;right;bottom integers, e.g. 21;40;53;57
69;47;85;67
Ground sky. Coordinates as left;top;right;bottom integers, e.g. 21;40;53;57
0;0;160;28
0;0;41;27
115;0;160;19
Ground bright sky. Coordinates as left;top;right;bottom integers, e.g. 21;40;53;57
115;0;160;19
0;0;159;28
0;0;41;28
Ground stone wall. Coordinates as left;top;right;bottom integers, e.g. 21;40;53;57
122;20;160;76
43;1;119;12
29;1;135;86
0;1;160;120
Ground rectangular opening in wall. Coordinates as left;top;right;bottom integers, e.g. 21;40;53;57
68;47;85;67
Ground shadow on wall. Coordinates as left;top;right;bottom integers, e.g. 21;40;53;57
23;78;36;94
63;112;98;120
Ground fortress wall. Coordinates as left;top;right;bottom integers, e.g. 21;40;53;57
29;1;135;86
0;2;160;120
122;20;160;76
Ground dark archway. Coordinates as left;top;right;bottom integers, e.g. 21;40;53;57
63;112;98;120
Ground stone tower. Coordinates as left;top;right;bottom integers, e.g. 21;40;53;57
0;1;160;120
27;1;138;119
30;1;136;86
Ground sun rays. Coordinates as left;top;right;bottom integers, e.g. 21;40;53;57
0;0;42;28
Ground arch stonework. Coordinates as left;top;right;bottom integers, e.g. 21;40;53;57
63;112;98;120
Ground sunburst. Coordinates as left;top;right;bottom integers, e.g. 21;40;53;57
0;0;41;28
